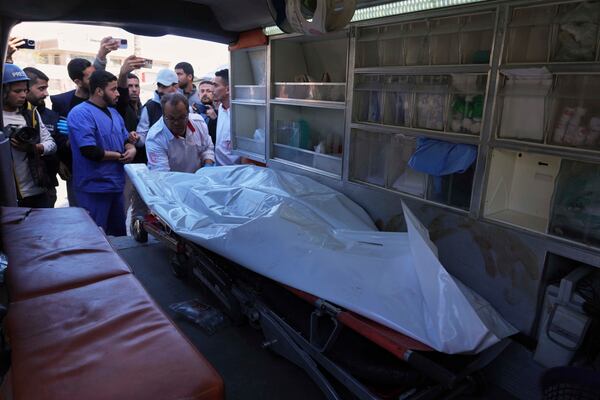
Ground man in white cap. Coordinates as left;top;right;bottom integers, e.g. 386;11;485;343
127;69;178;226
134;69;179;148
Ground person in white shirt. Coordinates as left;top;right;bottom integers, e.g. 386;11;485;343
213;69;240;166
2;63;56;207
146;92;215;172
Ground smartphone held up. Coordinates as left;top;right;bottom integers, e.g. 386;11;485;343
16;39;35;49
116;38;128;49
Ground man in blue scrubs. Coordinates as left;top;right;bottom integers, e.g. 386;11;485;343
68;70;136;236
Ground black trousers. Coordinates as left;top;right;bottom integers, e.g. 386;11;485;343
18;193;50;208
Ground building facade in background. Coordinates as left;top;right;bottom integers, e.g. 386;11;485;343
13;34;170;104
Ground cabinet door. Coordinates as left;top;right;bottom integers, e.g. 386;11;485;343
232;104;267;158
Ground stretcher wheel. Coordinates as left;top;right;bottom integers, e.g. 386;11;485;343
131;217;148;243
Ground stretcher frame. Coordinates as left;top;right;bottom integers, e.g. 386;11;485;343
132;213;511;400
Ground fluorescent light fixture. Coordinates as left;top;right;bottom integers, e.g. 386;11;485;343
351;0;488;22
264;25;284;36
263;0;488;36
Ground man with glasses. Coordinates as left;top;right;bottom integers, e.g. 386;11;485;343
130;93;214;233
145;93;214;172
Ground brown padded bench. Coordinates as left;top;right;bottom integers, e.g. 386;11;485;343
0;207;224;400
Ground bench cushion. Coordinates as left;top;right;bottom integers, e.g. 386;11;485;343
6;274;224;400
1;207;131;301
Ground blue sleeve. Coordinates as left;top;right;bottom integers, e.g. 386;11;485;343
50;95;64;117
68;108;98;149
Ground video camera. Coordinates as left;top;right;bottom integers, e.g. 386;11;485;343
4;125;39;144
192;102;213;115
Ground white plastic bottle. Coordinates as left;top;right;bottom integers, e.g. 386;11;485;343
563;107;586;145
552;107;575;144
586;117;600;148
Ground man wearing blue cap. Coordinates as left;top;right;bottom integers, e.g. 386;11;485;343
2;64;56;207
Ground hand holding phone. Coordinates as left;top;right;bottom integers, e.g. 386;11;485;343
142;59;153;69
206;104;217;120
193;103;208;114
115;38;128;49
16;39;35;49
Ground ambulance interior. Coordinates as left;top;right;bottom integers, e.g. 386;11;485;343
1;1;600;399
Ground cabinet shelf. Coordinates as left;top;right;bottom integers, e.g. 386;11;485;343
270;98;346;110
500;63;600;74
350;122;481;145
484;149;561;233
231;46;267;159
231;100;266;106
495;73;600;152
235;137;266;156
353;73;487;136
231;102;266;158
355;12;495;68
492;139;600;164
274;82;346;102
354;65;490;75
485;210;549;234
272;143;342;176
233;149;266;163
504;2;600;64
482;153;600;249
232;85;266;102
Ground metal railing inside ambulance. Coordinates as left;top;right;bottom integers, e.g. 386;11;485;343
125;163;517;354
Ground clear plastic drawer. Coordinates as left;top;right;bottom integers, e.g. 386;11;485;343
234;85;266;102
274;82;345;102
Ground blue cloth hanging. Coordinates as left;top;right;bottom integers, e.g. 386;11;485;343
408;137;478;176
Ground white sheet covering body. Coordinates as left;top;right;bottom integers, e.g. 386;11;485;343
126;164;516;354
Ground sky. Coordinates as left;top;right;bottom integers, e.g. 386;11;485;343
9;22;230;79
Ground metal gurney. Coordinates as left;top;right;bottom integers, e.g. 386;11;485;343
125;164;516;397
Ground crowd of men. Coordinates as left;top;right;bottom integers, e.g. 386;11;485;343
2;36;241;236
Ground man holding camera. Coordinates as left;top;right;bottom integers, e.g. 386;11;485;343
2;64;56;207
23;67;68;207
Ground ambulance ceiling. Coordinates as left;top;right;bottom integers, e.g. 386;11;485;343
0;0;398;44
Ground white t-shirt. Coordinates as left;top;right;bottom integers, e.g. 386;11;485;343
215;104;241;166
146;113;214;173
3;110;56;198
